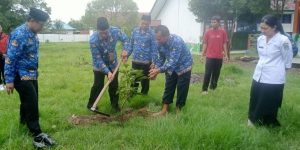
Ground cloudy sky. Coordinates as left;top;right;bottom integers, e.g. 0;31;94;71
44;0;156;22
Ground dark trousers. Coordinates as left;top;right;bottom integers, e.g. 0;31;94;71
87;71;119;108
248;80;284;126
14;75;42;136
0;54;5;84
162;71;191;108
202;58;223;91
132;62;150;94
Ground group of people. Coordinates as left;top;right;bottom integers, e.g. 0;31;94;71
1;6;294;148
87;15;194;116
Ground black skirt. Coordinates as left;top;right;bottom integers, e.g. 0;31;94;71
248;80;284;126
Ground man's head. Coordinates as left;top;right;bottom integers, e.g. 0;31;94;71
97;17;110;40
211;15;221;29
140;14;151;31
27;8;49;33
155;25;170;45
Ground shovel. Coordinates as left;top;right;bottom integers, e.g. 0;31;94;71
90;61;122;116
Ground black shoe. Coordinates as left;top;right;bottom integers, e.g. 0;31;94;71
33;133;55;148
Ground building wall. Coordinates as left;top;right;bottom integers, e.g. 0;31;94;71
155;0;202;43
38;34;89;42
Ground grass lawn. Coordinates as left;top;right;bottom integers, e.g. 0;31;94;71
1;42;300;149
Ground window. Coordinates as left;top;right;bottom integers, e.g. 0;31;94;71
282;14;292;23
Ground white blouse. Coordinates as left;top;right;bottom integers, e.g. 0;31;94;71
253;32;293;84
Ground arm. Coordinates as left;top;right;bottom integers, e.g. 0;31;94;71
5;35;24;94
202;43;207;56
158;44;181;73
5;36;23;84
90;42;110;74
282;38;293;69
126;31;134;57
201;31;208;57
223;30;229;60
117;29;129;62
117;29;129;50
150;32;158;65
154;47;165;68
223;42;228;60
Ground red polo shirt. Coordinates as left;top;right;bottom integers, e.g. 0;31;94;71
0;33;8;54
203;28;228;59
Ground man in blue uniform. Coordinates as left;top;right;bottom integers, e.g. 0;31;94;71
149;25;193;116
5;8;55;148
87;17;128;112
122;15;157;95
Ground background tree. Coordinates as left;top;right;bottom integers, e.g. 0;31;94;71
52;19;64;34
68;19;89;31
0;0;51;32
81;0;139;34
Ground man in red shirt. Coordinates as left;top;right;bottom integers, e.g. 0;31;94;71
0;25;8;90
201;16;228;94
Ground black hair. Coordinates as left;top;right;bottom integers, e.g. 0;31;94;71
211;15;221;22
27;8;49;22
155;25;170;37
141;14;151;21
97;17;109;30
261;14;284;34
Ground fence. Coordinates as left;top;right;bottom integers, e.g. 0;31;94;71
38;34;90;43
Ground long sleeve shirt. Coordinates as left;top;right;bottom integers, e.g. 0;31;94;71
90;26;128;74
0;32;8;55
5;23;39;83
126;27;157;64
154;34;193;75
253;32;293;84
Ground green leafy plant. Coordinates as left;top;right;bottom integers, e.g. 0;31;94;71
118;63;147;110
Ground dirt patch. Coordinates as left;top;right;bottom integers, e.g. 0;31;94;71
190;73;204;84
69;108;154;125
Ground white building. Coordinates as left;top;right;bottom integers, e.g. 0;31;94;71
150;0;203;44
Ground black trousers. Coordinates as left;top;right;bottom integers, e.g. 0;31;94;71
248;80;284;126
87;71;119;108
202;58;223;91
162;71;191;108
14;75;42;136
132;62;150;94
0;54;5;84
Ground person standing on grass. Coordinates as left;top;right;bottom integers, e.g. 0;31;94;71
248;15;293;127
0;24;9;91
201;15;228;95
5;8;55;148
87;17;129;112
149;25;193;116
121;14;157;95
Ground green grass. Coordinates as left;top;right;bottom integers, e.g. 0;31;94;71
1;42;300;149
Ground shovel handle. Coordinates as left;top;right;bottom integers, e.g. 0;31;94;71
91;61;121;110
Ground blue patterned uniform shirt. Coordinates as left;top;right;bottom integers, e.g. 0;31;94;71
155;34;193;75
90;26;128;74
127;27;157;64
5;23;40;83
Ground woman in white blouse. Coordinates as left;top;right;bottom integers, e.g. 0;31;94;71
248;15;293;127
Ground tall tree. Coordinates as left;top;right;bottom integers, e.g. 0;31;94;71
68;19;88;30
52;20;64;34
81;0;139;34
0;0;51;32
